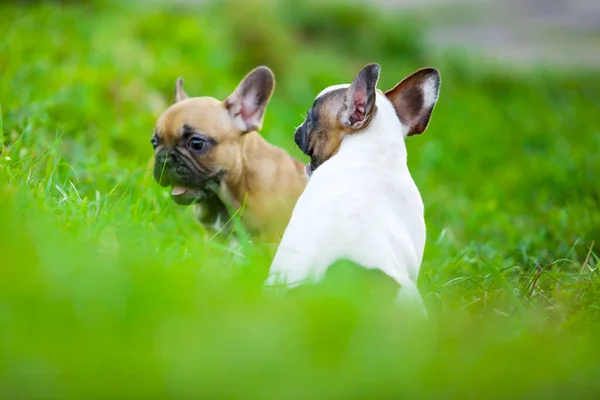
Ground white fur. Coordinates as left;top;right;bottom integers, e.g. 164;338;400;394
317;84;348;98
266;87;427;307
421;78;438;112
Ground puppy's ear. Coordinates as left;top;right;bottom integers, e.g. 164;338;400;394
225;66;275;133
340;63;380;130
385;68;440;136
175;77;189;103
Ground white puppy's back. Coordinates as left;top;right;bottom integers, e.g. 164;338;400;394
267;64;440;311
267;92;426;295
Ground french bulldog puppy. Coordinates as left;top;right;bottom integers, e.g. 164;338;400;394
266;63;440;307
152;67;306;243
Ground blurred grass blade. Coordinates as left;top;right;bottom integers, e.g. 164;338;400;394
480;256;527;314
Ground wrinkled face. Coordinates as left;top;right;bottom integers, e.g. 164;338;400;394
152;98;235;205
295;63;441;176
151;66;275;205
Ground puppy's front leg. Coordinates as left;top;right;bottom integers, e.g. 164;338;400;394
193;198;232;239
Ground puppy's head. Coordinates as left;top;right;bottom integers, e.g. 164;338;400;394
152;67;275;205
294;63;440;175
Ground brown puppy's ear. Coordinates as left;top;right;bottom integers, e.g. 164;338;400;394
340;63;380;130
385;68;440;136
225;66;275;133
175;77;189;103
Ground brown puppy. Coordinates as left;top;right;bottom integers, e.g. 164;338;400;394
152;67;306;243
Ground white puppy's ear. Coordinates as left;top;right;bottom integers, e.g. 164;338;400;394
175;77;189;103
225;66;275;133
385;68;440;136
340;63;381;130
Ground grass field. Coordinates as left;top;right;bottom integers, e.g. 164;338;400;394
1;0;600;398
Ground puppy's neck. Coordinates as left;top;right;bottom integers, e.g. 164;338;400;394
220;131;265;205
338;93;408;164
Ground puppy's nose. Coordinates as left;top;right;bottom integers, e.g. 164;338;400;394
153;152;174;187
157;152;178;168
155;152;166;163
294;126;306;151
295;126;312;157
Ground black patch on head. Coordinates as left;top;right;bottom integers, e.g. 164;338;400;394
307;89;345;131
294;88;347;171
313;89;342;109
307;107;319;129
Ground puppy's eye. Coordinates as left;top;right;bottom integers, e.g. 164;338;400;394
151;137;159;149
188;137;206;152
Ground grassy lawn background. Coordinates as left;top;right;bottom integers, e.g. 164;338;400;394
1;0;600;398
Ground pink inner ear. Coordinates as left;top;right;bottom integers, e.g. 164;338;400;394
240;107;255;120
240;90;259;123
349;93;367;125
350;106;365;125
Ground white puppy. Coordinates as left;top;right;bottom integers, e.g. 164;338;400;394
266;63;440;306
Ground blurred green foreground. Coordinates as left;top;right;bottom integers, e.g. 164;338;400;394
1;0;600;398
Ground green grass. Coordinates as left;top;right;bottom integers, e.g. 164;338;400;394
1;0;600;398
